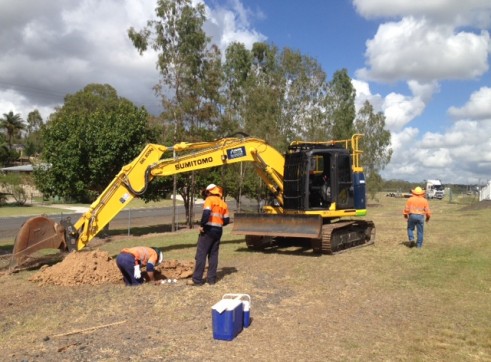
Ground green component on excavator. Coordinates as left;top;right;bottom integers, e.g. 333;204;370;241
232;213;323;239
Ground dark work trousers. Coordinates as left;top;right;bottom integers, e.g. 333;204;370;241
116;253;142;286
192;230;221;284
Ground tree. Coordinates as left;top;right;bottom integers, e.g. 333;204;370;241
128;0;222;228
26;110;43;135
34;84;151;202
1;111;25;149
277;48;329;143
24;109;45;157
328;69;356;140
0;173;28;205
222;42;252;132
355;101;393;199
0;133;10;166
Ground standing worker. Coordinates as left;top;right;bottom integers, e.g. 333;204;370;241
116;246;163;286
188;184;230;286
403;187;431;248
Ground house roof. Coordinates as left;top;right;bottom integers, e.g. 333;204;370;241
1;165;34;172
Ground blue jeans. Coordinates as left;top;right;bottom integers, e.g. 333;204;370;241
116;253;142;286
407;214;425;248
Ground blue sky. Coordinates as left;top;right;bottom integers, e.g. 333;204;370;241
1;0;490;185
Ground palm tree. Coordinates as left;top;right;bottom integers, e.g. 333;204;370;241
1;111;25;149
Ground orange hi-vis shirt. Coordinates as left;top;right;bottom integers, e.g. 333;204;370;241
403;196;431;217
203;195;229;228
121;247;158;266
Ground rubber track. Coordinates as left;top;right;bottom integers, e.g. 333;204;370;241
320;220;375;254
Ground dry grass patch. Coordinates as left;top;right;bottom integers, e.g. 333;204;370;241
0;195;490;361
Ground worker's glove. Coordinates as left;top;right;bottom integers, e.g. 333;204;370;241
425;217;430;223
134;264;141;279
404;214;408;219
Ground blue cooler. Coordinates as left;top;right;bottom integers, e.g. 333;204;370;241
212;299;244;341
222;293;252;328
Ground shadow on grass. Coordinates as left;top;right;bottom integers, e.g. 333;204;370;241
217;266;238;280
234;238;318;257
6;253;66;273
105;224;182;237
0;244;13;253
0;203;34;208
401;240;417;248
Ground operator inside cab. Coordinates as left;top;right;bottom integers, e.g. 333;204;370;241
309;172;331;209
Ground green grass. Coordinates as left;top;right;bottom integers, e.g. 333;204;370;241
0;203;74;217
0;197;181;218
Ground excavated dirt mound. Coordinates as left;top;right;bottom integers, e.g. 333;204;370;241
155;259;195;280
29;250;195;286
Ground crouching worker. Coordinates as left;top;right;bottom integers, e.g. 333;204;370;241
116;246;163;286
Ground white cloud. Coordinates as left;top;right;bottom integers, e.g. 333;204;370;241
448;87;491;120
352;1;491;183
0;0;266;121
204;0;266;52
352;79;437;132
351;79;384;113
0;89;56;121
407;80;439;103
356;17;490;83
381;92;426;131
382;118;491;183
352;0;491;27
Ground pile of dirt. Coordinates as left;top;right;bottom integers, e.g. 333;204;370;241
156;259;195;280
29;250;195;286
29;250;121;286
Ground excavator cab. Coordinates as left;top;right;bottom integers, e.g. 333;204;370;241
234;139;374;254
283;143;364;212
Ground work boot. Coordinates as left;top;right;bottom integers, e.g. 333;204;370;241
186;279;204;286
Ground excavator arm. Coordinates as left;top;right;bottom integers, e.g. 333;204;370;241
12;135;286;262
73;136;285;250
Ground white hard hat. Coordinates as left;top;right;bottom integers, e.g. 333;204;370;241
206;184;217;191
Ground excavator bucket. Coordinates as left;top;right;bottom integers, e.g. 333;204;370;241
232;213;323;239
10;216;67;269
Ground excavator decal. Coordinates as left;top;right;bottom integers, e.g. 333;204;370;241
175;157;214;170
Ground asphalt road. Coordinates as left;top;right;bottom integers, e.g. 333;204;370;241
0;206;190;241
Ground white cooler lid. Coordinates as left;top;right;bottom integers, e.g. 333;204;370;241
212;299;242;314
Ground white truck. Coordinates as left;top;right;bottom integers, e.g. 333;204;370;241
426;179;445;199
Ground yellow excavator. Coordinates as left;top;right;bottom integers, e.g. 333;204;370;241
11;133;375;268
